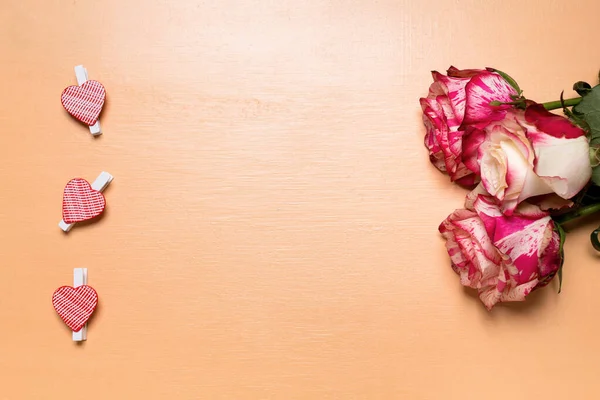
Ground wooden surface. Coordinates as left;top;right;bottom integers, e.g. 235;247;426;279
1;1;600;398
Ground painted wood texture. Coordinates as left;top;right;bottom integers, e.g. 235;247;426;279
1;0;600;398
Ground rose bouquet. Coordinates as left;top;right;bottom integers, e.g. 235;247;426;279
421;67;600;309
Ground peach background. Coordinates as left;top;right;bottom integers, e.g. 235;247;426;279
1;0;600;399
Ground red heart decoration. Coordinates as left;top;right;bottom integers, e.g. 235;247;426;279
61;80;106;126
62;178;106;224
52;285;98;332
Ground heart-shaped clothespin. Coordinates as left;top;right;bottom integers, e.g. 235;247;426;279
60;65;105;135
58;172;113;232
52;285;98;333
61;80;106;126
62;178;106;224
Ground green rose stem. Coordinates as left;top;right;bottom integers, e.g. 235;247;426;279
554;203;600;224
489;97;582;110
542;97;582;111
554;203;600;251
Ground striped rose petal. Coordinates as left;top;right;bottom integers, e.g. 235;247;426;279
52;285;98;332
62;178;106;223
61;80;106;126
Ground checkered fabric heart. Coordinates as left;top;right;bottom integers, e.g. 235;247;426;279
62;178;106;224
52;285;98;332
61;80;106;126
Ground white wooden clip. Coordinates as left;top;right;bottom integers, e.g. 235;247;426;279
58;171;114;232
74;65;102;136
73;268;88;341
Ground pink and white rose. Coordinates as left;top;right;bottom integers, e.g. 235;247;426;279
462;104;592;214
439;195;561;309
420;66;517;185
